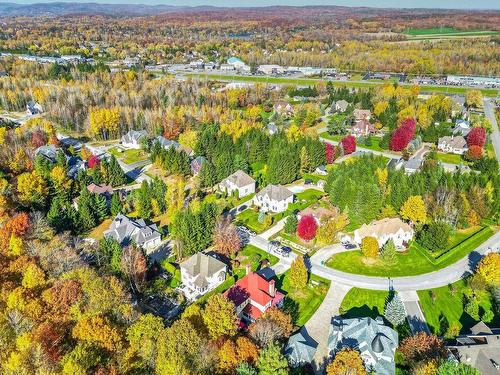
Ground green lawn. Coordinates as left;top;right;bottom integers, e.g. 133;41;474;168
357;136;386;152
436;152;463;165
277;272;330;326
235;209;274;233
233;245;279;279
340;287;389;319
418;278;497;335
327;226;495;277
185;72;499;96
109;147;148;164
319;132;342;142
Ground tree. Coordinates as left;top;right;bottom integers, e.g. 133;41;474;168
361;236;379;257
325;142;335;164
213;216;241;257
202;294;238;340
398;332;445;367
256;342;289;375
390;118;416;151
262;308;293;338
22;263;45;289
384;292;406;326
316;213;349;245
467;127;486;147
400;195;427;224
236;362;258;375
476;253;500;286
16;170;48;208
110;193;121;216
297;214;317;241
120;246;147;292
326;348;366;375
437;360;480;375
236;336;259;364
88;107;120;140
341;135;356;155
381;239;397;263
284;214;298;234
300;146;311;174
289;256;308;289
88;155;100;169
72;315;122;352
218;339;239;372
465;90;483;109
465;145;483;161
417;221;451;252
126;314;164;368
107;155;127;186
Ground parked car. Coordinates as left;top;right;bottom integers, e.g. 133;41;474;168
280;246;292;257
304;178;313;185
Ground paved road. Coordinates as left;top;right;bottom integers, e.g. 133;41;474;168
483;98;500;167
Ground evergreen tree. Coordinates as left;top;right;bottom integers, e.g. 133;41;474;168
384;292;406;326
381;239;397;263
284;215;298;234
256;342;289;375
95;194;108;221
199;161;217;188
110;193;122;216
78;188;96;230
108;155;127;187
300;146;311;175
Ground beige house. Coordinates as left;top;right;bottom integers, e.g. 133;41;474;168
335;100;349;113
218;170;256;198
253;184;294;213
354;109;372;121
352;217;414;249
438;135;468;155
179;253;227;300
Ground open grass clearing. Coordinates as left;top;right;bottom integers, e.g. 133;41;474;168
87;218;112;240
109;147;148;164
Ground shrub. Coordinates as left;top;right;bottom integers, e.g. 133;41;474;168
417;221;451;252
361;236;379;257
284;215;298;234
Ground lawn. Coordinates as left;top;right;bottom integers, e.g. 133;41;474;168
235;209;274;233
357;136;386;152
277;272;330;326
286;188;325;213
418;278;497;335
319;132;342;142
340;287;389;319
109;147;148;164
87;218;112;240
436;152;463;165
327;226;495;277
233;245;279;279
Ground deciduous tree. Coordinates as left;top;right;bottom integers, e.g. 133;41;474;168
256;342;289;375
202;294;238;340
213;216;241;257
361;236;379;257
289;255;308;289
326;348;366;375
297;214;317;241
476;253;500;286
400;195;427;224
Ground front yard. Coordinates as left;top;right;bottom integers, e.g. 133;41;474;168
326;226;495;277
436;152;463;165
236;209;276;233
109;147;148;164
277;272;330;326
340;287;388;319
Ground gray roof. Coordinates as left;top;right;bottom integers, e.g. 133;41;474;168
35;144;58;162
285;331;317;366
256;184;294;202
328;317;398;375
190;156;206;174
122;130;148;144
67;156;84;178
439;135;467;149
404;157;422;171
104;213;160;248
155;136;180;150
180;253;227;289
220;170;255;188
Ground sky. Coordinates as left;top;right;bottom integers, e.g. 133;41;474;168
4;0;500;10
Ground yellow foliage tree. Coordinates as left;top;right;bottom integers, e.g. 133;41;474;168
72;315;122;351
16;170;48;207
326;348;367;375
476;253;500;286
88;107;120;140
22;263;45;289
400;195;427;224
361;236;379;258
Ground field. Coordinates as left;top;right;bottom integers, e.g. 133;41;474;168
185;72;499;96
418;278;497;335
403;28;499;40
326;227;495;277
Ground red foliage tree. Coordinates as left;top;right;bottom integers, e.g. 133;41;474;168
325;143;335;164
399;332;445;366
88;155;100;168
466;145;483;160
31;131;47;148
297;214;318;241
467;127;486;147
390;118;416;151
341;135;356;155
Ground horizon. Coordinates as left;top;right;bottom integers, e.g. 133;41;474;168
2;0;500;10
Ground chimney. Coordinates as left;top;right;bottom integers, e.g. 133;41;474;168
245;263;251;275
269;280;275;297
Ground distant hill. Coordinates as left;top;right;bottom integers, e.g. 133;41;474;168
0;2;215;17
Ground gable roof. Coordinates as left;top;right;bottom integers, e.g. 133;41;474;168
87;183;113;195
35;144;58;162
180;253;227;289
104;213;160;247
122;130;148;144
220;170;255;188
285;331;317;365
155;136;180;150
256;184;294;202
353;109;371;119
352;119;376;134
357;218;413;239
335;99;349;111
439;135;467;149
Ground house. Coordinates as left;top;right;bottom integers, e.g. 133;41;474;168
352;217;414;249
227;57;250;72
224;265;285;322
58;136;83;152
438;136;468;155
351;120;377;137
104;213;161;251
274;101;294;116
35;144;58;163
335;100;349;113
190;156;207;176
315;165;327;175
298;205;338;224
353;109;371;121
87;183;113;196
285;330;317;367
26;101;43;115
121;130;148;149
403;156;422;174
179;252;227;300
189;59;204;69
327;317;398;375
453;120;471;137
220;63;235;71
155;136;180;151
446;322;500;375
257;64;285;75
218;170;256;198
266;123;278;135
67;156;85;178
253;184;294;213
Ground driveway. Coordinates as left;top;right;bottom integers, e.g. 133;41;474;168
483;98;500;168
399;291;430;334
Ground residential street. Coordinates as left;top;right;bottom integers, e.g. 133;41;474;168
483;98;500;167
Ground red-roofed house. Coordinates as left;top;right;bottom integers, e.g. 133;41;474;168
224;265;285;322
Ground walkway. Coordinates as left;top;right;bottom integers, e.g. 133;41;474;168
400;291;430;334
300;282;352;374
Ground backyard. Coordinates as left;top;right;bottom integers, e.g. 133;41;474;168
326;226;495;277
109;147;148;164
418;278;498;335
436;152;463;165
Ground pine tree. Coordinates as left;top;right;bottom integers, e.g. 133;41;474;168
110;193;121;216
95;194;108;221
284;215;298;234
256;342;289;375
199;161;217;188
289;256;308;289
108;155;127;187
381;239;397;263
300;146;311;175
384;292;406;326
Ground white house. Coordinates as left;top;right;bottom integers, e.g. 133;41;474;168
352;217;414;249
104;213;161;252
220;63;235;71
121;130;148;149
218;170;256;198
253;184;294;213
274;101;294;116
437;135;468;155
335;100;349;113
453;120;471;137
179;253;227;300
